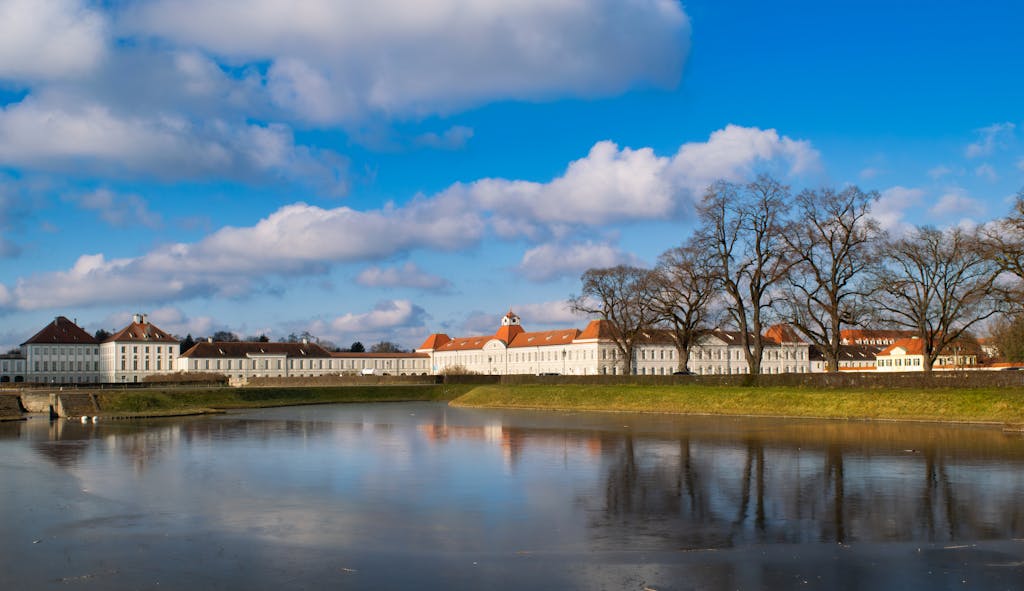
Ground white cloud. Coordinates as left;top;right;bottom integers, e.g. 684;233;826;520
0;0;107;81
0;124;821;311
124;0;691;123
668;124;820;193
870;186;925;235
355;262;451;291
414;126;474;150
517;241;642;282
965;122;1015;159
0;98;347;189
67;188;161;228
927;165;955;179
459;125;820;235
512;300;587;326
859;167;882;180
6;196;485;310
1017;157;1024;172
974;163;998;182
929;187;985;219
329;299;426;333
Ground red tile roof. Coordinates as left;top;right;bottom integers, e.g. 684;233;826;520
577;319;618;340
433;335;494;352
180;341;333;358
508;329;579;348
418;333;452;350
104;320;178;343
494;324;525;344
877;337;925;357
763;324;805;344
22;316;97;345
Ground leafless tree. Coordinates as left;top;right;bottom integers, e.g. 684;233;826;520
980;188;1024;306
693;174;793;376
570;265;657;375
649;241;719;372
781;186;883;372
870;225;1001;371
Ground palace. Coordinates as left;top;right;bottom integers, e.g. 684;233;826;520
0;310;1006;385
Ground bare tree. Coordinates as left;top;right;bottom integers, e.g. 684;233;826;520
693;174;793;376
570;265;657;375
650;241;719;372
980;188;1024;305
781;186;883;372
870;226;1001;372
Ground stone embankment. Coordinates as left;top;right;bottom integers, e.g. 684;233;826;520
54;393;99;419
0;393;25;421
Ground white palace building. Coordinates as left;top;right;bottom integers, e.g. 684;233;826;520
0;310;998;386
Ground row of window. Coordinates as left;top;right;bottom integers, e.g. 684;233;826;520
190;358;429;371
30;346;100;357
34;361;100;372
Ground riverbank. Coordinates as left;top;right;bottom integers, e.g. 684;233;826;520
96;384;474;415
449;384;1024;426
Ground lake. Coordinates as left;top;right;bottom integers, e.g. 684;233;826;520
2;402;1023;590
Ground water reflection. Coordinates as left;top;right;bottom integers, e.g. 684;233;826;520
2;404;1023;590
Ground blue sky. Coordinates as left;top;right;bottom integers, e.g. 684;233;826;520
1;0;1022;350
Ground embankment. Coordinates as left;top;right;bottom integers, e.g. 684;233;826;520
448;383;1024;426
95;384;473;416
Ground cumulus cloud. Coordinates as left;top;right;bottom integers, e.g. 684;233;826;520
517;241;643;282
66;188;161;228
329;299;427;333
457;125;819;236
124;0;691;123
929;187;986;219
355;262;451;291
0;124;820;311
965;122;1015;159
5;196;485;310
0;0;107;81
870;186;925;235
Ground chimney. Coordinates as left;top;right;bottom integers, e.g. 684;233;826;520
207;337;213;343
302;338;309;345
132;313;142;324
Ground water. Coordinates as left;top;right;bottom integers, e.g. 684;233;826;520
1;402;1023;590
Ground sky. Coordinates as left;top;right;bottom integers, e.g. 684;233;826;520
1;0;1023;351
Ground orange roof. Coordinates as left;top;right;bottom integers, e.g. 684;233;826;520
434;335;494;352
577;319;618;340
418;333;451;350
494;323;525;344
764;324;804;344
508;329;579;348
877;337;925;357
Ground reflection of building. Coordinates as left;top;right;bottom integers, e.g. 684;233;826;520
101;314;180;383
418;311;813;375
22;316;101;384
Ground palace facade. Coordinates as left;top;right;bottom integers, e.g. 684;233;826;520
2;310;1009;385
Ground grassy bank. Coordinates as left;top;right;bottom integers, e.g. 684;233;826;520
97;384;474;415
450;384;1024;425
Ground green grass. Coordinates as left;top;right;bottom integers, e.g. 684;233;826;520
450;384;1024;425
97;384;474;415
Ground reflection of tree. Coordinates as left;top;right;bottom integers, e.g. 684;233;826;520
585;427;1024;552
